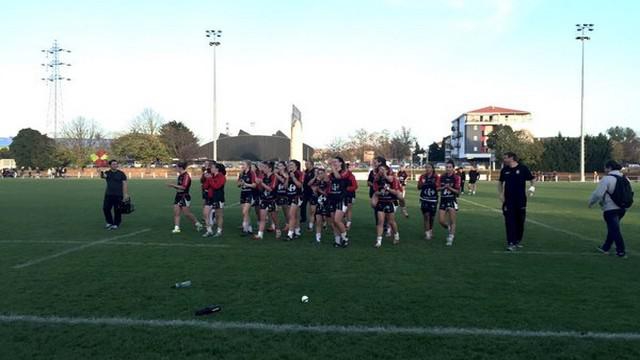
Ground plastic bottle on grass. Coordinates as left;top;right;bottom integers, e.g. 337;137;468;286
171;280;192;289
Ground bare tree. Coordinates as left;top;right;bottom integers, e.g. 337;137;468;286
130;108;164;136
390;126;416;161
60;116;103;166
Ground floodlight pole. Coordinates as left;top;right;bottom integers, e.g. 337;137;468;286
206;30;222;161
576;24;594;182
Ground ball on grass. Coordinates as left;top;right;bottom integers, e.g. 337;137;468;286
301;295;309;303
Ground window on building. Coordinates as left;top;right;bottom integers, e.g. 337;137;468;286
480;116;484;121
473;125;479;131
473;147;478;152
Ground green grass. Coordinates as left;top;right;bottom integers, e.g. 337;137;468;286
0;178;639;359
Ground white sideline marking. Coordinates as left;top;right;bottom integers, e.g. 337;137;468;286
0;314;639;340
12;229;151;269
492;251;603;257
0;240;229;249
459;198;600;243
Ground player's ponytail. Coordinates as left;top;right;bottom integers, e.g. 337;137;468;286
335;156;346;171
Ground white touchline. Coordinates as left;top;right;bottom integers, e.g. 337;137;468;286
491;251;603;257
459;198;600;244
0;240;230;249
0;314;639;340
12;229;151;269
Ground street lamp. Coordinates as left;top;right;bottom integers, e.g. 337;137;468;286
409;144;416;180
576;23;594;182
206;29;222;161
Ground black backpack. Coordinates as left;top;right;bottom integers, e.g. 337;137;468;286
608;175;634;209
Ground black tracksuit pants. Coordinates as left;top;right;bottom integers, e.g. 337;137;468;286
103;195;123;226
503;203;526;246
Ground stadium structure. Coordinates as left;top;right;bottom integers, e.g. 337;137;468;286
198;130;314;161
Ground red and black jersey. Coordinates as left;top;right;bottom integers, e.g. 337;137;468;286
418;173;439;202
345;171;358;194
367;169;376;197
200;168;209;191
239;170;256;193
437;173;460;200
303;169;315;196
204;173;225;199
259;173;278;200
374;175;400;202
275;173;288;197
287;170;304;196
177;172;192;194
397;171;408;186
328;170;350;199
312;178;330;197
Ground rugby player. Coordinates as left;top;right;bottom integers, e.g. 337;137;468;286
238;160;257;235
168;162;203;234
372;164;402;247
437;160;461;246
418;163;439;240
253;161;280;240
328;157;351;248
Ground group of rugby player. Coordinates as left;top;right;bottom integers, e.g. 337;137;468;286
167;155;480;248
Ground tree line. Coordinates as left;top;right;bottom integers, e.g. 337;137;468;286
4;108;200;169
486;125;640;172
319;126;427;163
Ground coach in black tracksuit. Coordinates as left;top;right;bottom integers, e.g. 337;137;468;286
101;160;129;230
498;152;535;251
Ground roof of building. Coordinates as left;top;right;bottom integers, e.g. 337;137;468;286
466;106;529;115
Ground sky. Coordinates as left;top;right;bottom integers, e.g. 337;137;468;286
1;0;639;148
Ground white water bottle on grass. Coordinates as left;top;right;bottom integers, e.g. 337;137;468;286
172;280;192;289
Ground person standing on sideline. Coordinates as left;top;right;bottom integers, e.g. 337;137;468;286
100;160;129;230
589;160;633;258
498;152;536;251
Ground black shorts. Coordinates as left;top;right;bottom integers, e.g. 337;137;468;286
288;195;302;207
316;201;331;217
276;196;291;206
439;198;458;211
205;197;222;209
327;197;347;213
345;192;355;205
375;201;396;214
420;201;438;216
174;193;191;207
252;192;261;207
201;190;207;200
469;179;478;184
259;199;276;212
240;192;254;205
309;195;319;206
